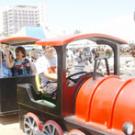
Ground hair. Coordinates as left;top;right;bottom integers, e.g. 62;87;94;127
15;46;26;57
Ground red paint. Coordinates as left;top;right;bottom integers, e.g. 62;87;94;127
36;33;127;46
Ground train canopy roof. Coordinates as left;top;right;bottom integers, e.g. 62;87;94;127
0;36;39;46
36;33;127;47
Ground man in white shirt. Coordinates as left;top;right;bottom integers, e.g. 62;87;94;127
35;46;57;95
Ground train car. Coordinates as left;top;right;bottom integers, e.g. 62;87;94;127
17;33;135;135
0;37;39;116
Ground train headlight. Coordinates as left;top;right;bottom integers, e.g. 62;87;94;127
122;122;134;135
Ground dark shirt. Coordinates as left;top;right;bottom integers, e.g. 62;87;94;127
13;58;32;76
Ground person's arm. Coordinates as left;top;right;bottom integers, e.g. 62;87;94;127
44;70;57;81
44;66;57;81
30;62;37;75
5;50;14;68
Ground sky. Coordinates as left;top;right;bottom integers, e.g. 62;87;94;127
0;0;135;42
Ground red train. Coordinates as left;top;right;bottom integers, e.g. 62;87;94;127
17;33;135;135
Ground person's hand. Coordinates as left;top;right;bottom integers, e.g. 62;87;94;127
44;67;57;81
3;46;10;56
48;66;57;73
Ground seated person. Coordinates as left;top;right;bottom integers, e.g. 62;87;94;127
0;50;13;77
6;46;34;76
35;46;57;96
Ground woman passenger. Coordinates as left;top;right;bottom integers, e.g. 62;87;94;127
0;50;12;77
7;46;33;76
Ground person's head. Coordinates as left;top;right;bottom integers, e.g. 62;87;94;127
43;46;56;58
30;49;38;61
15;46;26;60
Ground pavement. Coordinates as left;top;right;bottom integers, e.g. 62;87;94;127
0;115;23;135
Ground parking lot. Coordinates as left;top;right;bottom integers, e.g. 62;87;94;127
0;115;23;135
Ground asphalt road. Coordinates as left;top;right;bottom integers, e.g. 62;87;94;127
0;115;23;135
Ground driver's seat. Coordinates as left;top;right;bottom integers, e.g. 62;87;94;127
35;74;44;93
17;83;56;108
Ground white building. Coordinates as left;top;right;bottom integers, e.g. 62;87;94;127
3;5;41;36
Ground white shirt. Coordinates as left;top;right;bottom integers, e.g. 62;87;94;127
34;55;57;74
34;56;48;74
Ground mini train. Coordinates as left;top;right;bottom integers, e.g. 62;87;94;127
17;33;135;135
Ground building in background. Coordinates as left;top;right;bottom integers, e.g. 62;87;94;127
2;5;41;36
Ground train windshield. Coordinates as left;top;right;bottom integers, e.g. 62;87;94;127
66;39;114;79
119;44;135;79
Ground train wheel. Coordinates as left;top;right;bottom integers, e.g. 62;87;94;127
68;129;86;135
42;120;63;135
24;112;43;135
